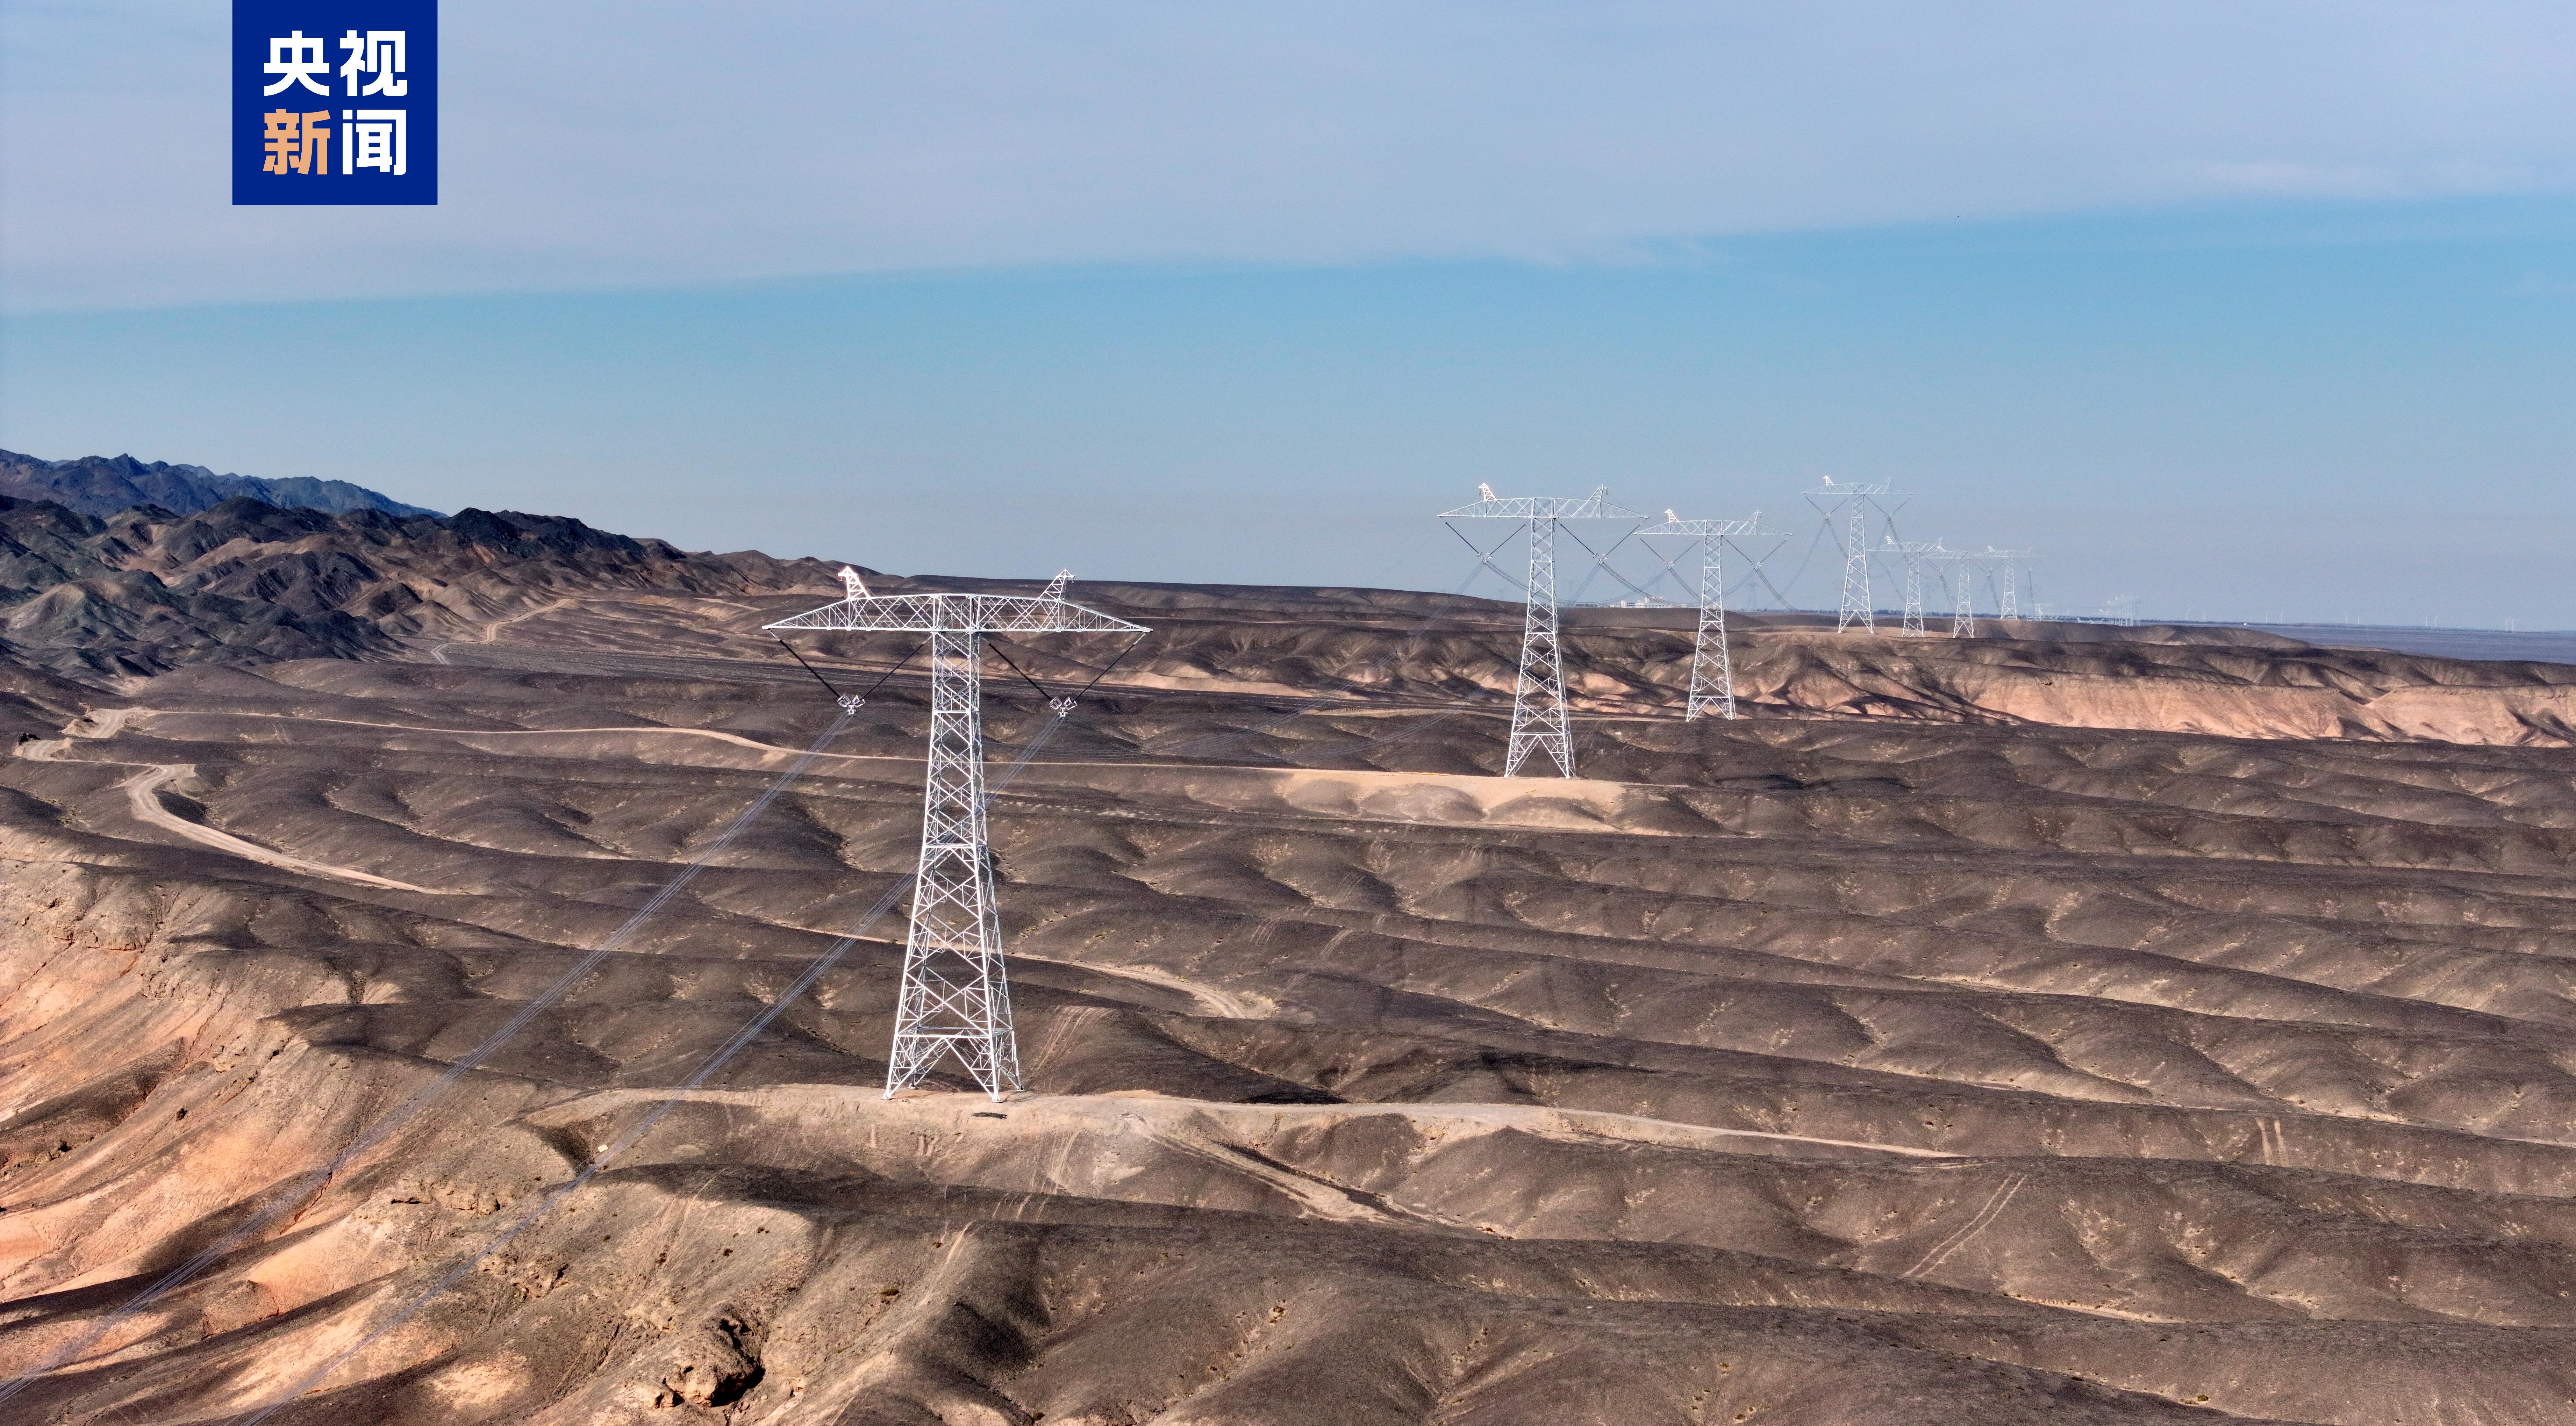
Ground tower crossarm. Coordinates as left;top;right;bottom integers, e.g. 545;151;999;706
764;591;1147;636
1441;484;1647;520
1802;478;1892;498
1634;513;1764;539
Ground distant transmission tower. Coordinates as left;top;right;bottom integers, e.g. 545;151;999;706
1805;478;1899;633
1883;539;1946;638
765;569;1147;1100
1978;548;2038;623
1926;546;1978;636
1634;509;1768;719
1443;483;1644;776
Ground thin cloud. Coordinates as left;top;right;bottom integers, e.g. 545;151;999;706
7;1;2575;311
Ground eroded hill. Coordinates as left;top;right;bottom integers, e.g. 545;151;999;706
3;578;2576;1424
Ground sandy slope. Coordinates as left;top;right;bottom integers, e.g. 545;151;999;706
5;598;2576;1423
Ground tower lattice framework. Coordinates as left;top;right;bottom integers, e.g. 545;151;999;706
1977;547;2037;622
765;569;1147;1099
1512;516;1571;775
1634;510;1766;721
1805;478;1898;634
1927;547;1978;636
1443;484;1643;777
1884;540;1946;638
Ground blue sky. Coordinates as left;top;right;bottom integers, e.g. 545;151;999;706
5;3;2574;624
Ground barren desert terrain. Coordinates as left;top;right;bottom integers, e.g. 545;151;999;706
7;549;2576;1423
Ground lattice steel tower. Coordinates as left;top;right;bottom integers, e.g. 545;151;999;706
1883;539;1946;638
765;569;1147;1100
1926;545;1979;636
1443;484;1643;776
1634;509;1765;720
1977;547;2039;622
1805;478;1897;634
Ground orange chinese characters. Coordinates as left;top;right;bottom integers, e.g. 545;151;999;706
261;109;333;175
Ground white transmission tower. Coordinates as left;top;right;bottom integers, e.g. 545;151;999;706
1926;546;1979;636
765;568;1148;1100
1881;539;1948;638
1975;547;2039;623
1805;478;1899;633
1443;483;1644;776
1634;509;1768;720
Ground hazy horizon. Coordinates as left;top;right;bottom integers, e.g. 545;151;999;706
6;3;2572;627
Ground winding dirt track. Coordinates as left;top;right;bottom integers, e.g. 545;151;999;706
116;763;436;895
429;597;577;665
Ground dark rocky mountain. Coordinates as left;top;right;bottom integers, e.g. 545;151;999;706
0;493;853;684
0;449;438;519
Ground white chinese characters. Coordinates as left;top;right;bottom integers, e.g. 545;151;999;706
337;30;408;96
261;31;331;96
344;109;407;175
253;26;417;187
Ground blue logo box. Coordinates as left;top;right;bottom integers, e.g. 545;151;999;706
233;1;437;205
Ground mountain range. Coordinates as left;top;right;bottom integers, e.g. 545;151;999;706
0;452;861;742
0;449;438;519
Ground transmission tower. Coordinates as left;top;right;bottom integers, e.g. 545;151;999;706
1926;546;1979;636
1634;509;1768;719
765;569;1147;1100
1804;478;1899;633
1882;539;1947;638
1976;547;2039;623
1443;483;1644;776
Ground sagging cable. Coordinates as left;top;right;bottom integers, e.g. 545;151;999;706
983;639;1064;711
773;637;852;706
